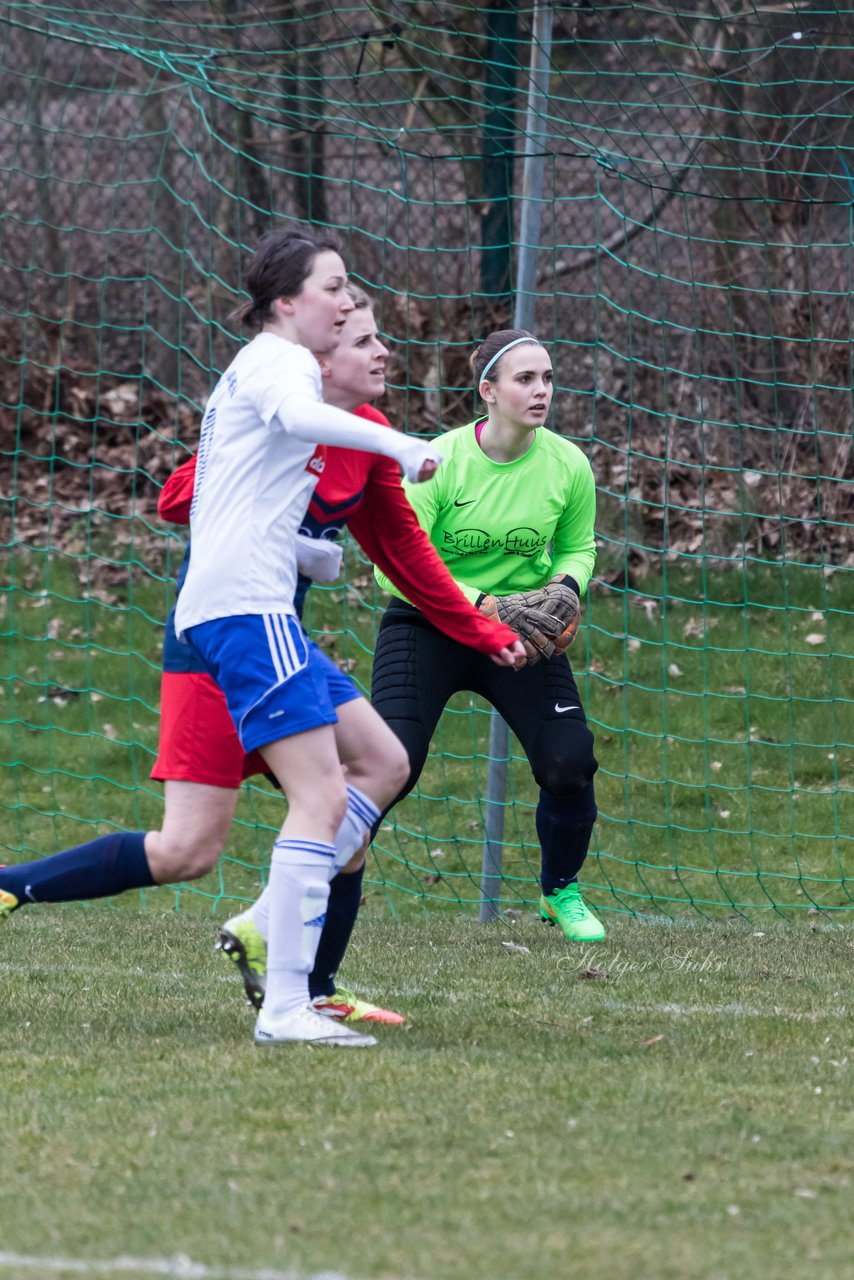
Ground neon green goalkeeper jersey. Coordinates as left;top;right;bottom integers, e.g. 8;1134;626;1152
375;420;596;605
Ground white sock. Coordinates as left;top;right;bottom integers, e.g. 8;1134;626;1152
249;786;380;940
335;785;381;869
263;837;335;1021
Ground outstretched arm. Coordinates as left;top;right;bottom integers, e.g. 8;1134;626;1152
276;396;442;483
349;456;521;662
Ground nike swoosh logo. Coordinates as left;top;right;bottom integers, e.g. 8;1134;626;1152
554;704;580;714
453;499;476;508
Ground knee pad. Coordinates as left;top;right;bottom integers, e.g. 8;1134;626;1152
531;721;598;795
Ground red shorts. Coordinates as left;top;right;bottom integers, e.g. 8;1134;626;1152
150;671;267;789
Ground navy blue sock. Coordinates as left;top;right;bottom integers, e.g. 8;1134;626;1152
0;832;154;906
308;864;365;1000
537;786;598;896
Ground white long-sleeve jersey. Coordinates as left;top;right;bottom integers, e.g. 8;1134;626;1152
175;332;441;636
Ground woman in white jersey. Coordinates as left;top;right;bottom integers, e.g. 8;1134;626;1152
0;266;522;1045
165;227;440;1048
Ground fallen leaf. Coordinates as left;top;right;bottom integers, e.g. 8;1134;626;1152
501;941;530;954
632;596;659;621
100;382;139;419
641;1034;665;1048
579;967;610;980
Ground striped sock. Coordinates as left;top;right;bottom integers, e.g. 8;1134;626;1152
336;785;381;867
250;785;381;937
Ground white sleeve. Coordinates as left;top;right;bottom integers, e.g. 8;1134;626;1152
274;394;443;483
295;534;343;583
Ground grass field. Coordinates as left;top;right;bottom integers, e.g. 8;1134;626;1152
2;538;852;925
1;908;852;1280
2;541;853;1278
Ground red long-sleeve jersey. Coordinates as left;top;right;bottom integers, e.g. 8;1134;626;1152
158;405;516;656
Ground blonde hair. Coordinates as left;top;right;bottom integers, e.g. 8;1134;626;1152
346;282;371;309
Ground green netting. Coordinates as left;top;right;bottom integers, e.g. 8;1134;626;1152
1;1;851;922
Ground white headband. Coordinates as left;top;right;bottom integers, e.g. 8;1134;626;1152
479;335;540;382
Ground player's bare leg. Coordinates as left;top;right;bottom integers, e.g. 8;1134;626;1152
250;725;376;1046
305;698;408;1023
144;781;239;883
0;782;236;920
331;696;410;811
219;700;408;1025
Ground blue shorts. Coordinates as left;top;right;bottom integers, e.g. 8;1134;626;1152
185;613;360;754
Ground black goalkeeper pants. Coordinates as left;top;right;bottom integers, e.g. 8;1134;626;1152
370;601;598;886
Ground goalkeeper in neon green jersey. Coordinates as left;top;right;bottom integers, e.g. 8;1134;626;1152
373;328;605;942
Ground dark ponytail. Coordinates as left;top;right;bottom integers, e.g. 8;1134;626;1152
229;226;344;331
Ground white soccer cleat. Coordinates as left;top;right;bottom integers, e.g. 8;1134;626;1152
254;1004;377;1048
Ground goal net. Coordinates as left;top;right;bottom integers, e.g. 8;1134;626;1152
1;1;851;921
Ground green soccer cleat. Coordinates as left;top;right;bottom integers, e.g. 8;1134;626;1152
0;888;19;924
540;883;606;943
216;913;267;1009
312;986;406;1026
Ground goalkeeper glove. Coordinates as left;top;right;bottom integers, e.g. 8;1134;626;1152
477;577;580;665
